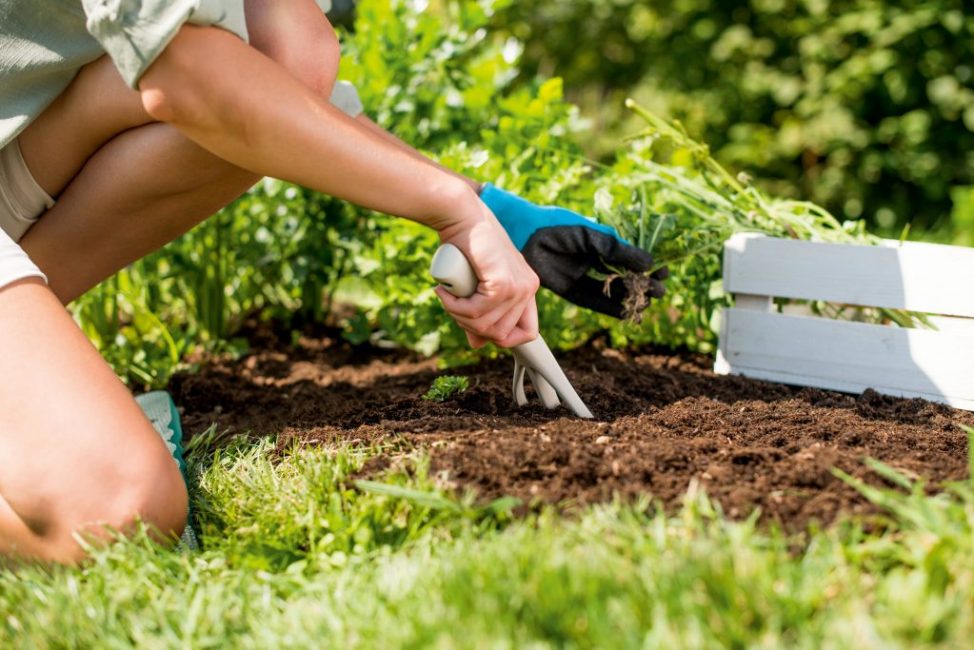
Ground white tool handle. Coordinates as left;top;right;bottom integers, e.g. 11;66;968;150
429;244;479;299
430;244;593;419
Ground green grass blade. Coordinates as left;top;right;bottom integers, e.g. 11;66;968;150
864;458;915;490
355;480;463;513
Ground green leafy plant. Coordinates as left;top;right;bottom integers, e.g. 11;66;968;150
615;99;876;258
587;99;920;332
423;375;470;402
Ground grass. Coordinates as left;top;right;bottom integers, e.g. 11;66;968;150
2;432;974;649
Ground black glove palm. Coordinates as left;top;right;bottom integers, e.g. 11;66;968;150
480;184;668;319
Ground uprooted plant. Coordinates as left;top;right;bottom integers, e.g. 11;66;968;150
595;100;918;328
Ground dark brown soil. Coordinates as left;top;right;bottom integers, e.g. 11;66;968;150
170;327;972;531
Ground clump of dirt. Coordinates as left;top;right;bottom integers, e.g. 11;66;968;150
622;273;652;323
170;327;972;531
606;270;667;323
603;273;651;322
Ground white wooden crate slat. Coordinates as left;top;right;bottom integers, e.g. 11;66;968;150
778;307;974;338
716;234;974;410
723;233;974;318
715;308;974;410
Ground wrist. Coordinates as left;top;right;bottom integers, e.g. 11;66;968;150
427;181;488;236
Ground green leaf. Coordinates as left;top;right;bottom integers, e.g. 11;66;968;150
423;375;470;402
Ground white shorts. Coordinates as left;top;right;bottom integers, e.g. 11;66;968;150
0;139;52;290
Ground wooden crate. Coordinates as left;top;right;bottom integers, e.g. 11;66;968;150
714;233;974;411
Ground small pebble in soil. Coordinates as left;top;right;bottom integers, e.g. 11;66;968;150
595;436;612;445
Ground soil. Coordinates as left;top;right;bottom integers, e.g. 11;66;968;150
170;325;972;531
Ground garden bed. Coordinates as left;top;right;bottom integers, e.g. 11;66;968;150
171;326;972;531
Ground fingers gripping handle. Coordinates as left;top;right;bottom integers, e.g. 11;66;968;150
430;244;593;419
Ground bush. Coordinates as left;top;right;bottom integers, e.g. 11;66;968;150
496;0;974;235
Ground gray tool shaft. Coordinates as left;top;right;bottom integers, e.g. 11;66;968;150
430;244;594;419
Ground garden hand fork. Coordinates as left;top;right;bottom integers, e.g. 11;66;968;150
430;244;594;419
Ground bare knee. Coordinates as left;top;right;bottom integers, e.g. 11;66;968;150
301;26;341;98
252;14;341;97
38;442;188;564
282;32;340;97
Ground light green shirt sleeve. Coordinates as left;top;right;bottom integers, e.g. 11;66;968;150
81;0;249;89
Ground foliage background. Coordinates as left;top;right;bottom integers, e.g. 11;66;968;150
498;0;974;235
71;0;974;387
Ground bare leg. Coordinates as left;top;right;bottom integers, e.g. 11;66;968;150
0;58;229;563
21;121;257;303
1;7;345;563
2;56;255;562
0;279;187;563
18;57;257;303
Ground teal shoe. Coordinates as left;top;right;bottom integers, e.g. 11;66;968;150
135;391;199;551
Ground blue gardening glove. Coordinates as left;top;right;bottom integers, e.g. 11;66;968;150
480;184;668;319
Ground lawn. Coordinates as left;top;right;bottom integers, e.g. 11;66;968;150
4;332;974;649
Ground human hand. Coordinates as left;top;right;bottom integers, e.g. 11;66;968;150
480;184;668;319
434;200;540;349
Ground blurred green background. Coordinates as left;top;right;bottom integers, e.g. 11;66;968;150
71;0;974;386
496;0;974;237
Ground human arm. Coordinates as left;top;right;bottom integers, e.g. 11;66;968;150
236;0;661;319
138;25;538;347
354;114;668;317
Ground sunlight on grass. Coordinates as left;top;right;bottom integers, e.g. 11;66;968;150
1;431;973;648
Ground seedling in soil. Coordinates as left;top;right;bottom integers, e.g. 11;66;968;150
423;375;470;402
